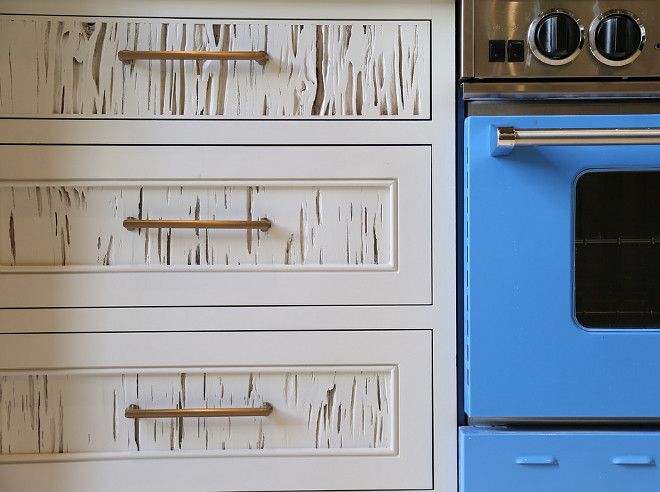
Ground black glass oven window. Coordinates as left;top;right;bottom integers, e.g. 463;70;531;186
576;171;660;328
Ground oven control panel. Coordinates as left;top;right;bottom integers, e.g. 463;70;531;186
463;0;660;78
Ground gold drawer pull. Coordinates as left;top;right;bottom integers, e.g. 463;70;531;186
118;50;269;66
123;217;272;232
125;403;273;419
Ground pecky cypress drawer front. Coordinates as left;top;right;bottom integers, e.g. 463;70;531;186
0;368;394;455
0;15;429;119
0;329;433;492
0;145;431;308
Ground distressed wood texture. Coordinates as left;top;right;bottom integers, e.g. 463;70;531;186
0;16;429;118
1;181;391;269
0;367;393;456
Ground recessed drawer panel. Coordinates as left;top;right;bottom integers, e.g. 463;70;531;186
0;330;432;491
1;367;393;454
460;428;660;492
0;145;431;307
2;181;391;269
0;15;429;119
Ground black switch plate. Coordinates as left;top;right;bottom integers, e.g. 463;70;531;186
489;40;506;62
508;40;525;62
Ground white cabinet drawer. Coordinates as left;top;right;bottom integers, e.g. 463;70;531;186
0;145;431;307
0;15;429;119
0;329;432;492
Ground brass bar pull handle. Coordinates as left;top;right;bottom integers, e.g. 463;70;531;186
123;217;272;232
125;403;273;419
493;126;660;156
118;50;269;65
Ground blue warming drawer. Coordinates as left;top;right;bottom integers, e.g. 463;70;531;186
460;427;660;491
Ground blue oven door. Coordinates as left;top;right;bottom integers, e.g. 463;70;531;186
465;114;660;420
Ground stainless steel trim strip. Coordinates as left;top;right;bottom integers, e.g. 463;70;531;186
492;126;660;156
463;81;660;100
461;0;475;78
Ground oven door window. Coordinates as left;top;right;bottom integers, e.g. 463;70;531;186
576;171;660;328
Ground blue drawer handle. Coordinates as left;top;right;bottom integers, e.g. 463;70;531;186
515;456;557;465
612;456;655;466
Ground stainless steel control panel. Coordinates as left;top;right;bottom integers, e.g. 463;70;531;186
462;0;660;79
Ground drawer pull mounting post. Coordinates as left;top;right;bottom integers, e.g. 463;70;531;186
125;403;273;419
123;217;272;232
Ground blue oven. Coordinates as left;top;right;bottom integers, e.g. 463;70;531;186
460;0;660;490
465;114;660;420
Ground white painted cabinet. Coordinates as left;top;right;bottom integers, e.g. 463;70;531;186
0;0;456;491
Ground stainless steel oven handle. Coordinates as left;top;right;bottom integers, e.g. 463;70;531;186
492;126;660;156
